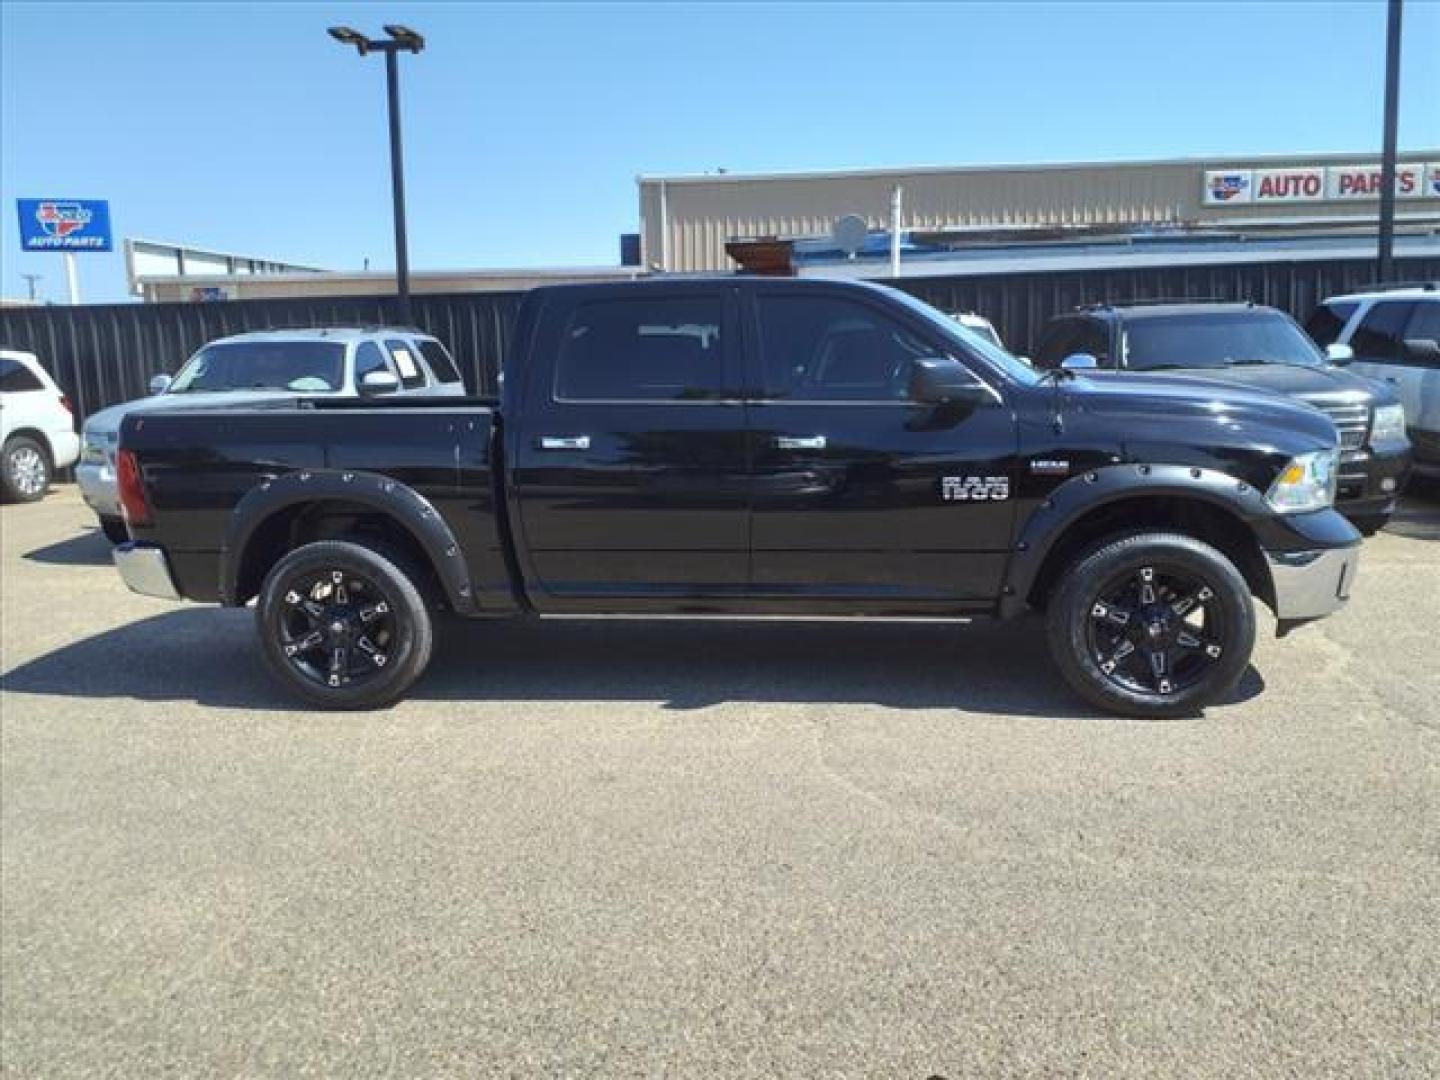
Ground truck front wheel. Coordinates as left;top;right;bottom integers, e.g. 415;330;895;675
256;540;434;709
1045;532;1255;719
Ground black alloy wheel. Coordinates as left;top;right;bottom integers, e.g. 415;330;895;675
1046;532;1255;719
277;567;397;690
1085;563;1224;698
256;540;434;709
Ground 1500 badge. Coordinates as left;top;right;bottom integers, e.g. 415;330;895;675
941;475;1010;501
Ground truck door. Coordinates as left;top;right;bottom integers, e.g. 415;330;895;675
744;285;1018;606
510;286;749;607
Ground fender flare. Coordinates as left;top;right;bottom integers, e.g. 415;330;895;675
219;468;477;613
998;463;1274;618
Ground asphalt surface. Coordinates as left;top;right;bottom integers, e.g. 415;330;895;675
2;485;1437;1078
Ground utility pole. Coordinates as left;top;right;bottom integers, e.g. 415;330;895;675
21;274;42;302
1377;0;1403;282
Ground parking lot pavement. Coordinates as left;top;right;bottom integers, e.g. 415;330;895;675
2;485;1437;1078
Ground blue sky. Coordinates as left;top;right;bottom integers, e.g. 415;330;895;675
3;1;1438;304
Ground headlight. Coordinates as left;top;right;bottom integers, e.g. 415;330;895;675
1371;403;1407;443
1266;449;1339;514
81;429;112;465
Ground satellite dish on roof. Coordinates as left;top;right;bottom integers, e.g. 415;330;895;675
832;214;868;258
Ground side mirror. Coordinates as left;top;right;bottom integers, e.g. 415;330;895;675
1325;343;1355;365
359;370;401;396
1061;352;1100;371
148;374;173;395
908;357;995;407
1402;338;1440;363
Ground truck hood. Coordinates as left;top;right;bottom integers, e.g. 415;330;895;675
1064;371;1340;453
84;389;327;437
1129;362;1395;408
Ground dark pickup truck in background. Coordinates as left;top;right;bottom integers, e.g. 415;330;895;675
1030;301;1412;534
113;278;1361;718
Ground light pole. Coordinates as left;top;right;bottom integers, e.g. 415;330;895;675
1377;0;1402;283
328;24;425;324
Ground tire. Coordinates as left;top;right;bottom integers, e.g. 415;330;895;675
255;540;435;709
1045;531;1256;719
1349;514;1387;537
2;436;51;503
99;516;130;544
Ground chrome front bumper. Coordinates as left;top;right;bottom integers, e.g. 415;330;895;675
1265;545;1360;621
113;543;182;601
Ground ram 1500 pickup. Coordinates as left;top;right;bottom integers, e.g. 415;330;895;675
112;278;1361;718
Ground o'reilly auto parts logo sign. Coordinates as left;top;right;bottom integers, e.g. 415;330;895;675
1202;163;1440;206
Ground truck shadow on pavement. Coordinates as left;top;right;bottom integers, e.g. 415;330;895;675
1;608;1264;720
1382;479;1440;542
22;526;115;566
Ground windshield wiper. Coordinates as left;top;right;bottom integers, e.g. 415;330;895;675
1038;366;1077;383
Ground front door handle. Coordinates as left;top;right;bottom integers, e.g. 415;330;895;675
537;435;590;451
775;435;827;450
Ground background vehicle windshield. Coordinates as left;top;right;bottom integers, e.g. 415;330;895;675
168;341;347;393
1123;311;1324;371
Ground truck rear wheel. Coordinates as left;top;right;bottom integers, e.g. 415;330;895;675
1045;531;1255;719
256;540;434;709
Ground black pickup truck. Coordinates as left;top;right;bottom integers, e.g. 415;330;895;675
113;278;1361;718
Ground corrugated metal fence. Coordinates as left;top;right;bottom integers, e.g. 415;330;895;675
2;254;1436;423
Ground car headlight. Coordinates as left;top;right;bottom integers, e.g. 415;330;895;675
1370;403;1407;443
81;429;112;466
1266;449;1339;514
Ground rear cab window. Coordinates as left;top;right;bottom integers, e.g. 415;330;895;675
416;339;463;386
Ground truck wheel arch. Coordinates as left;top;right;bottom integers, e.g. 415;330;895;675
220;470;478;614
1002;464;1277;618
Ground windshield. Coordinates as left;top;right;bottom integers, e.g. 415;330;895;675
1122;310;1324;371
882;287;1040;386
168;341;348;394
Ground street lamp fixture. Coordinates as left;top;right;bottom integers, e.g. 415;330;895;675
327;24;426;322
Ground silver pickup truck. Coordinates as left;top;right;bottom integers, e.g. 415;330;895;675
80;326;465;542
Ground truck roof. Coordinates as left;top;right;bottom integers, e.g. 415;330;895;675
209;327;435;346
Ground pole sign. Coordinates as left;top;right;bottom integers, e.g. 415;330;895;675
1202;164;1440;207
16;198;113;251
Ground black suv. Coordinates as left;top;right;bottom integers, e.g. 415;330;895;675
1032;302;1412;533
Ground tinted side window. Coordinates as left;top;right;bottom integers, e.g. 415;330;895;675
353;342;392;382
0;358;45;392
1350;302;1416;360
556;296;726;401
1303;301;1358;347
417;339;463;386
756;294;933;400
1404;303;1440;344
385;339;428;389
1073;319;1111;364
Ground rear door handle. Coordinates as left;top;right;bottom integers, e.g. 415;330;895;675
537;435;590;451
775;435;827;450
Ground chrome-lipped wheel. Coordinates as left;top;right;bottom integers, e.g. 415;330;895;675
8;445;47;497
277;568;397;690
1086;563;1224;697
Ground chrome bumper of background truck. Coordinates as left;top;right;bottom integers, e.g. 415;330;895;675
113;543;182;601
1266;546;1359;621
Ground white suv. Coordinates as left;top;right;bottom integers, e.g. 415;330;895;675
79;327;467;541
1306;284;1440;478
1;349;80;502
